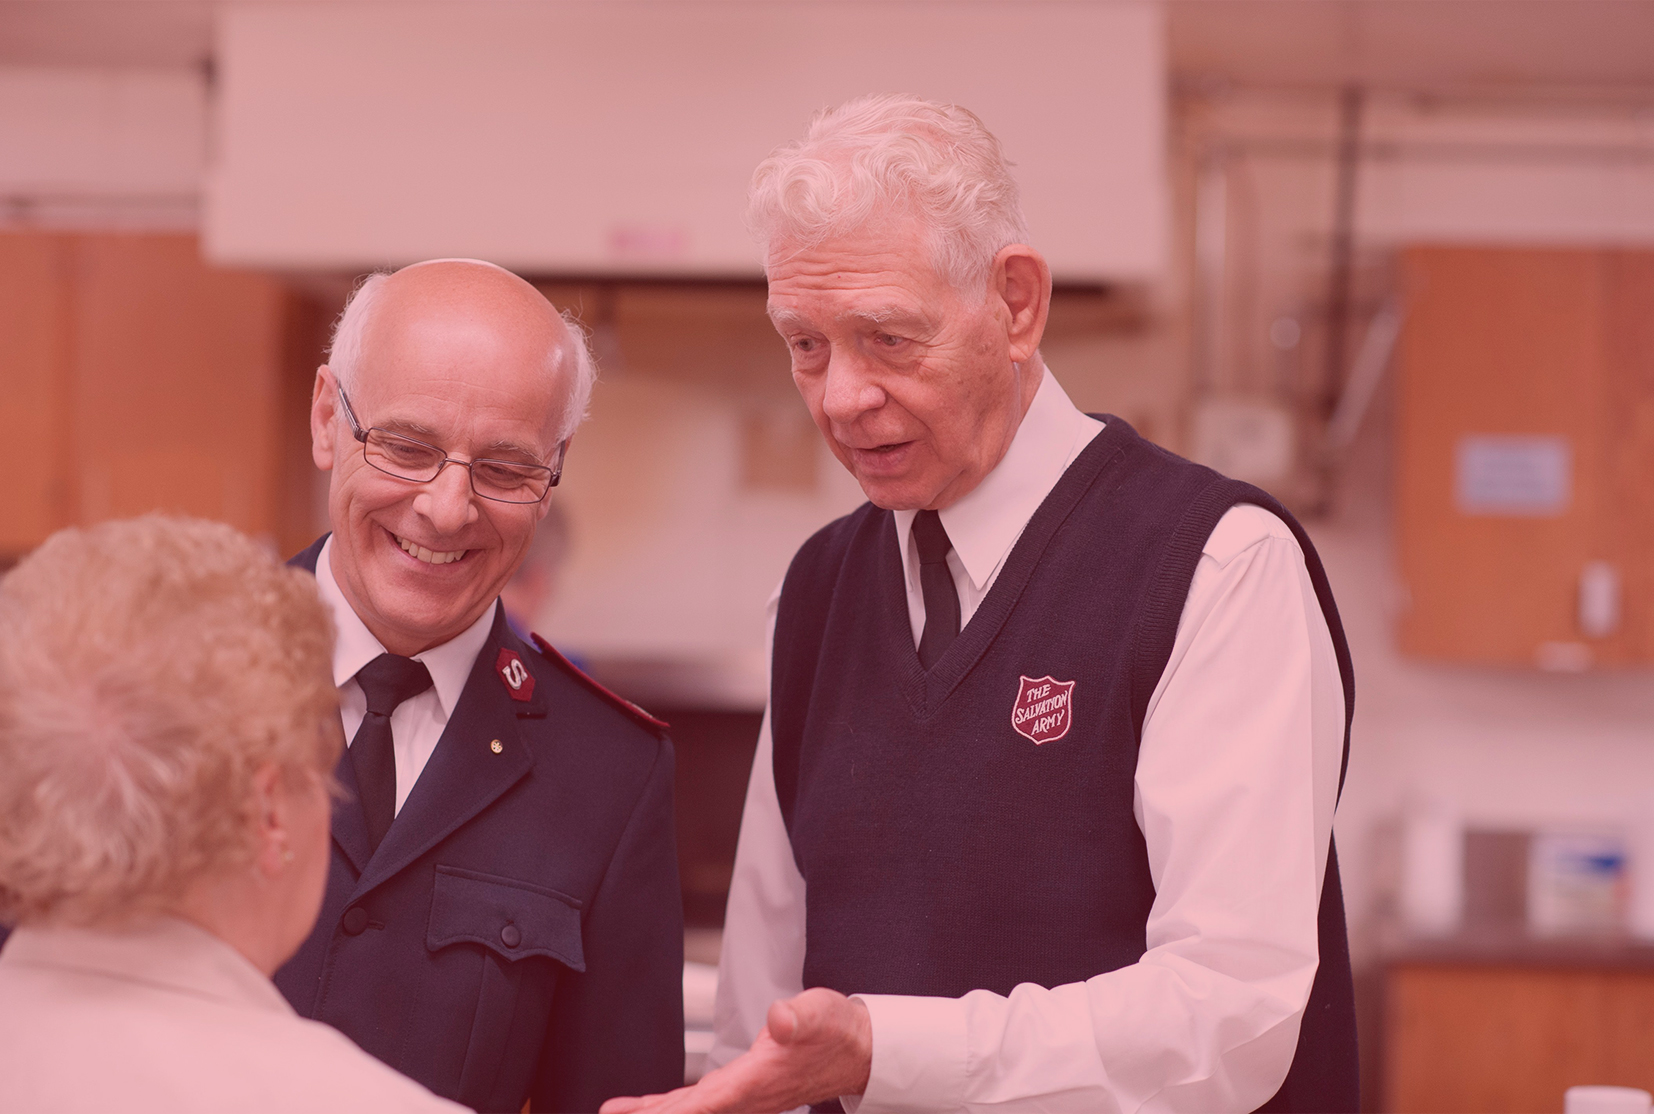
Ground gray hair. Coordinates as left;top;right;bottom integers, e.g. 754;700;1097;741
0;515;339;928
328;263;597;443
748;94;1031;292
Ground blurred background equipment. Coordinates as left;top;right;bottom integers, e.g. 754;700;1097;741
3;0;1654;1106
1566;1088;1654;1114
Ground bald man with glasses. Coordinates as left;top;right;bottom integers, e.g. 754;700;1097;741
276;260;684;1114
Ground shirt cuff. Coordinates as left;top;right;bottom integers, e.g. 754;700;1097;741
844;993;968;1114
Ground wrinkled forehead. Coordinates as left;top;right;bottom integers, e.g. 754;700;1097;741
764;227;971;331
764;205;940;274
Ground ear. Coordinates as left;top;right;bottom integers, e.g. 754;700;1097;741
991;245;1052;364
311;367;339;471
249;762;290;880
533;435;572;524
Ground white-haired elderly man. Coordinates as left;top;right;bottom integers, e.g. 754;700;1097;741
274;260;684;1113
604;97;1357;1114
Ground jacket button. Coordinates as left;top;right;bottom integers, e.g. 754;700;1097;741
500;923;522;949
341;906;369;936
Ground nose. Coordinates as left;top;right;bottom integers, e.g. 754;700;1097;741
412;461;479;535
819;351;886;426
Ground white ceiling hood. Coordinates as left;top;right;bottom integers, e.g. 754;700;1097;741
205;1;1166;283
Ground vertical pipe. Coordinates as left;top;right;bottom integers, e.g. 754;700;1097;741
1323;86;1363;418
1194;145;1229;396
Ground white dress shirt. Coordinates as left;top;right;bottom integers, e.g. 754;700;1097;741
710;370;1347;1113
0;917;465;1113
316;538;498;813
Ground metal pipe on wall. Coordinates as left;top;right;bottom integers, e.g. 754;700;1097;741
1322;86;1365;420
1193;143;1230;396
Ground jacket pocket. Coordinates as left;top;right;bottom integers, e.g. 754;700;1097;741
428;867;586;1108
426;865;586;970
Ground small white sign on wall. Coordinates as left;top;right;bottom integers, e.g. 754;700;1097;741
1455;434;1572;516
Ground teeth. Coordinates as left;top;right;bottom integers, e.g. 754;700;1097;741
397;535;466;565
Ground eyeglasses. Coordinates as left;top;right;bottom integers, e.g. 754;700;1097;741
336;384;565;504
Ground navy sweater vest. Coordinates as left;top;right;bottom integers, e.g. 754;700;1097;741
771;418;1358;1113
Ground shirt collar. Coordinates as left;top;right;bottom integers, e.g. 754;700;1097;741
893;368;1096;595
0;917;293;1016
315;536;497;719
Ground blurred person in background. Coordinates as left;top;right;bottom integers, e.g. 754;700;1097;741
0;515;462;1114
501;502;571;642
606;95;1357;1114
280;259;683;1112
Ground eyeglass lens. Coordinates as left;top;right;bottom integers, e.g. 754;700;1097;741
363;430;552;503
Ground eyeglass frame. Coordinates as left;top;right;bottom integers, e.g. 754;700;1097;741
335;383;566;504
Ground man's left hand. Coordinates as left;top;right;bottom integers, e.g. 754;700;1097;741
600;987;872;1114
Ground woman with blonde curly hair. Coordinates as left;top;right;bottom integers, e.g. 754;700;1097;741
0;515;463;1113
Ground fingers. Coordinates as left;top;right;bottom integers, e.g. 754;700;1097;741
599;1054;775;1114
630;1072;754;1114
768;986;851;1047
766;998;801;1045
599;1085;709;1114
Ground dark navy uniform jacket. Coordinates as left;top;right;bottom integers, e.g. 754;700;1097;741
276;537;684;1113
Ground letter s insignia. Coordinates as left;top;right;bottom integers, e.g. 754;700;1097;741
495;648;535;702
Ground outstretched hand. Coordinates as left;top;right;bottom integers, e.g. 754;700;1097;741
600;988;872;1114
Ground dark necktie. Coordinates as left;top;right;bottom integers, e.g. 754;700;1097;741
913;509;961;670
351;653;433;851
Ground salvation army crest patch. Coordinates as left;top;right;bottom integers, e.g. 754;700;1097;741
1011;675;1075;745
496;648;535;702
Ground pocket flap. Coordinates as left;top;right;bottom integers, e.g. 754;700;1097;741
427;865;586;971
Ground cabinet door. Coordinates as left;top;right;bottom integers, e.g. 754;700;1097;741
1396;246;1651;666
1603;252;1654;662
0;233;72;554
1386;964;1654;1113
68;234;287;539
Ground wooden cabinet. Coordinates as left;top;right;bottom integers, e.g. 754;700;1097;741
0;232;324;559
1386;957;1654;1113
0;234;73;554
1395;247;1654;666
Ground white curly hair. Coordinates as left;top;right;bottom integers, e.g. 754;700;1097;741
748;94;1031;292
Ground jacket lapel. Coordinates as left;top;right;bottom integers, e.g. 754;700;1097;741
348;612;544;900
288;536;376;874
288;534;327;574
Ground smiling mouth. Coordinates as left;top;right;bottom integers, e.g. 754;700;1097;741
394;533;468;565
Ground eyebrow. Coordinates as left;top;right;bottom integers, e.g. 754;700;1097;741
479;440;549;463
767;306;810;331
378;417;443;440
376;419;547;463
848;306;927;329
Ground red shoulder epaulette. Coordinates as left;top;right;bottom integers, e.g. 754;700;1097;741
529;633;670;733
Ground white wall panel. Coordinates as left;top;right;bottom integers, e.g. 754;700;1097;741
205;1;1167;282
0;65;204;195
